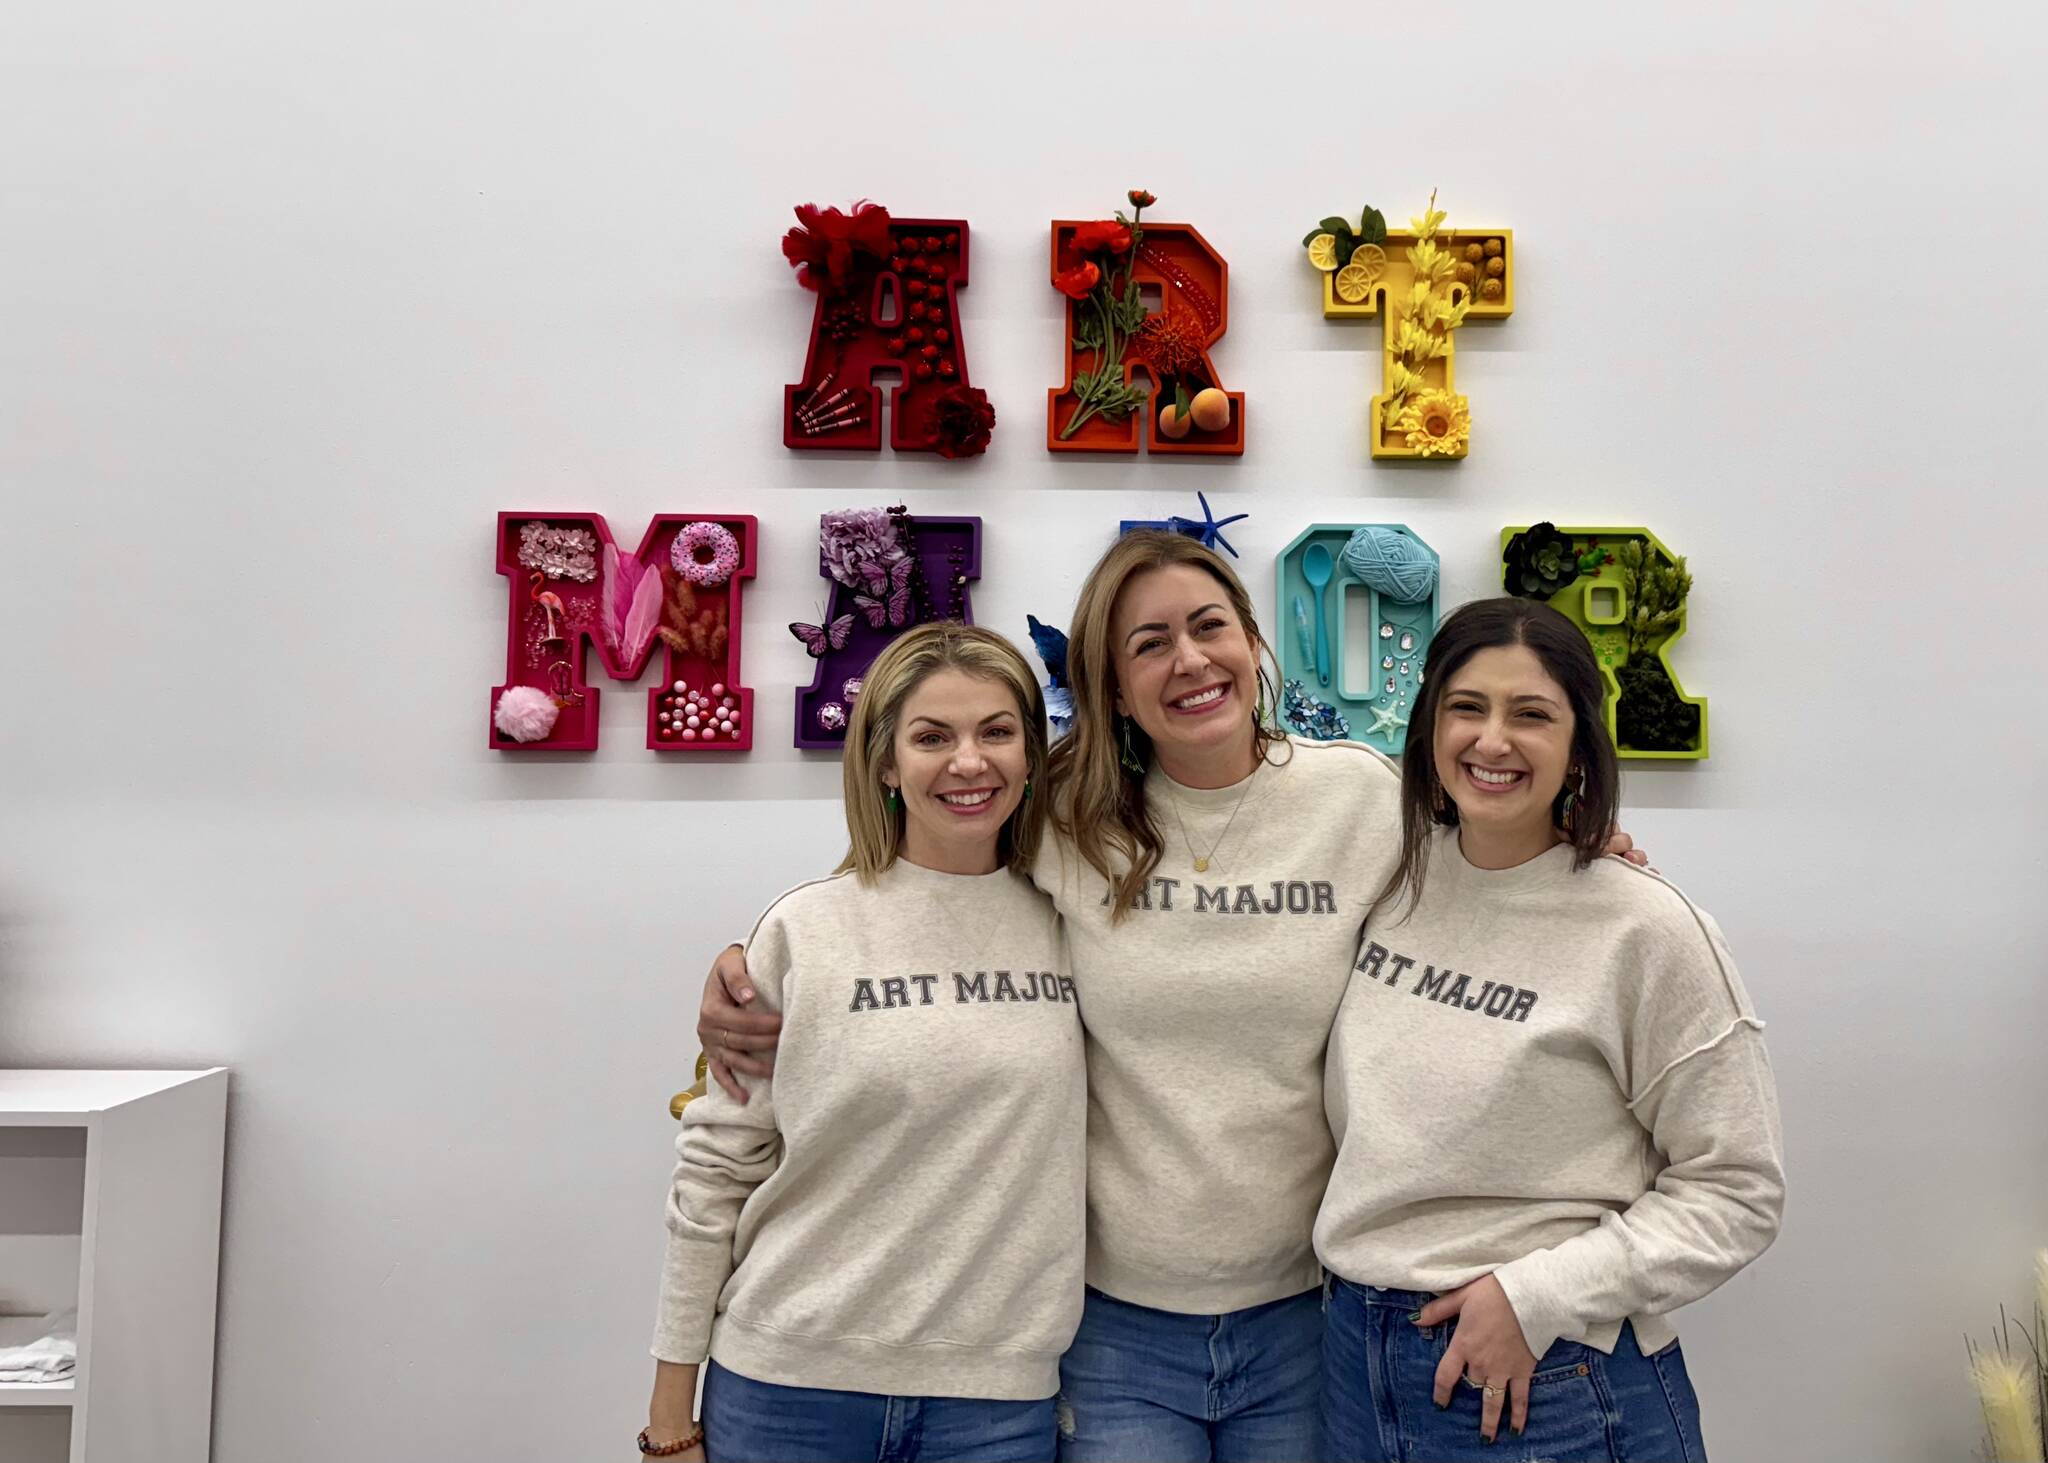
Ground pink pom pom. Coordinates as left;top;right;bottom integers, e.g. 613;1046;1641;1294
494;685;560;743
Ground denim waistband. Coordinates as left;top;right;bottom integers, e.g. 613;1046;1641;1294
1329;1277;1437;1310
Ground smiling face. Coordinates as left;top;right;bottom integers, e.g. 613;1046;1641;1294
1432;644;1578;857
882;668;1030;876
1109;563;1261;785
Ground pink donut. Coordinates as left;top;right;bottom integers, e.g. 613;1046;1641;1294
671;521;740;586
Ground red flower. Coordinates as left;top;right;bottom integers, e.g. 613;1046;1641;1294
781;201;894;296
1127;189;1156;209
1072;220;1133;255
1053;261;1101;299
924;386;996;459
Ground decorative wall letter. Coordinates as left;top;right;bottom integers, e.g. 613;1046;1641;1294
792;506;982;750
1501;524;1707;759
1276;523;1441;755
1048;190;1243;456
779;203;993;457
489;512;757;752
1303;195;1512;460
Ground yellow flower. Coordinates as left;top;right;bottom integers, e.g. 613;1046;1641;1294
1396;390;1470;457
1395;320;1444;362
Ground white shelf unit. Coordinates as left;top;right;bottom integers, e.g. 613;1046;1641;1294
0;1070;228;1463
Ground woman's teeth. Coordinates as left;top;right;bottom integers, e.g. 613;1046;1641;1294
1466;765;1524;787
1173;687;1226;710
939;790;995;806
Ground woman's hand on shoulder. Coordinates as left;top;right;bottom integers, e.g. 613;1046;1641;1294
1604;826;1651;869
1422;1273;1537;1443
699;943;782;1102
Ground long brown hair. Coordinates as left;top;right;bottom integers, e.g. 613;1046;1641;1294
1047;531;1284;919
836;622;1052;886
1373;596;1620;920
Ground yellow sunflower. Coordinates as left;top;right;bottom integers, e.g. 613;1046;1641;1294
1395;390;1470;457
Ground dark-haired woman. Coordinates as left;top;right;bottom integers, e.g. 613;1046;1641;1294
1317;597;1785;1462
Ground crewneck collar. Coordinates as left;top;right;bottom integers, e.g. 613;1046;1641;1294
880;857;1018;891
1435;825;1576;896
1146;748;1275;812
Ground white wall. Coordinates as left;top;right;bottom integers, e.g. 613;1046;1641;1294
4;3;2045;1459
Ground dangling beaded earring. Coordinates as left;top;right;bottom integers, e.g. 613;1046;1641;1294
1118;717;1145;775
886;786;901;811
1559;763;1584;833
1022;777;1033;801
1254;680;1268;727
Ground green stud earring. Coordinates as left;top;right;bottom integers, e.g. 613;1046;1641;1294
1118;717;1144;775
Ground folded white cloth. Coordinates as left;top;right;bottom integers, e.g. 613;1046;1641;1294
0;1309;77;1383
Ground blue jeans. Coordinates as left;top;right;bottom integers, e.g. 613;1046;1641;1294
1321;1280;1707;1462
702;1359;1056;1463
1054;1285;1323;1461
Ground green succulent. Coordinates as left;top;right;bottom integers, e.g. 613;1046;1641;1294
1502;522;1582;600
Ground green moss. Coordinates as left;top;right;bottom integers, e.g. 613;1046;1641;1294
1615;657;1700;752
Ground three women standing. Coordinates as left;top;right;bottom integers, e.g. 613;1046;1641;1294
678;536;1781;1462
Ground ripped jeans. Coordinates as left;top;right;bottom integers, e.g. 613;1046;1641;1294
1054;1285;1323;1461
1320;1280;1706;1462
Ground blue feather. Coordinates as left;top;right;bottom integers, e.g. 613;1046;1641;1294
1026;614;1070;688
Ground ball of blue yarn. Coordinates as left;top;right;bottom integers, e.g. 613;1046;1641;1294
1341;527;1437;603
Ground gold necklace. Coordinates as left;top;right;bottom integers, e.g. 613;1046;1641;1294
1162;766;1259;874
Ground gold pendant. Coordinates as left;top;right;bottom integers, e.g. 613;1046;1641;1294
1194;857;1210;872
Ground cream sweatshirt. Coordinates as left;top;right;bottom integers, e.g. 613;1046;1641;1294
1316;828;1786;1359
1036;737;1404;1314
652;860;1086;1401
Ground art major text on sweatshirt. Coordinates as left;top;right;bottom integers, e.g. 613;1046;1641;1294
1354;939;1539;1024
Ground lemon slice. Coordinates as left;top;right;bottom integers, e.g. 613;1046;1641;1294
1348;243;1386;281
1334;262;1376;303
1306;232;1340;272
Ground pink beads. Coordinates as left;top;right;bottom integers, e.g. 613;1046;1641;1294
656;679;744;746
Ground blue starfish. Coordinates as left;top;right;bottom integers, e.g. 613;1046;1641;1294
1166;491;1249;558
1121;492;1249;559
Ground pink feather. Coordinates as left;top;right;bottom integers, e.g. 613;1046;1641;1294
602;544;635;650
621;563;663;663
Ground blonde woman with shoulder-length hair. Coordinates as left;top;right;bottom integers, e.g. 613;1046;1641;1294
643;623;1084;1463
696;539;1648;1462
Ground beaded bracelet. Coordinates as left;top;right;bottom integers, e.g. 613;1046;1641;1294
638;1423;704;1456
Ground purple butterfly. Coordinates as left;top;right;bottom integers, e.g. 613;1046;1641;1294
789;613;855;658
856;557;915;629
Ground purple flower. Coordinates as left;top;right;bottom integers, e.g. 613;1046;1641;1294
820;507;905;592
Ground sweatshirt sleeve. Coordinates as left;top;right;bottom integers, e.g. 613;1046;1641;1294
650;912;792;1364
1491;895;1786;1359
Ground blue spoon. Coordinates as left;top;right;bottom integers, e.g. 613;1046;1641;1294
1303;543;1333;687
